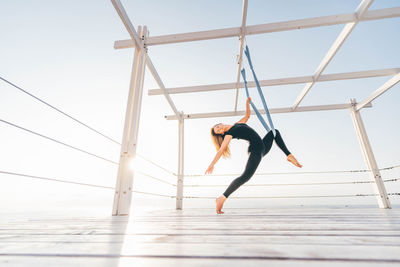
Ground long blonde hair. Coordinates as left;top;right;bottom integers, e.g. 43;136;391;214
210;123;231;158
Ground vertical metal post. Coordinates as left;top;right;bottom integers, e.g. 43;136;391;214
349;99;391;208
176;112;184;210
112;26;148;216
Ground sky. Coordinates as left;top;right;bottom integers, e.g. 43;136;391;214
0;0;399;215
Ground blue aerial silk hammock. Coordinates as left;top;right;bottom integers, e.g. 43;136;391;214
241;45;276;136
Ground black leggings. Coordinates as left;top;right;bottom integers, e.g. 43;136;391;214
222;129;291;198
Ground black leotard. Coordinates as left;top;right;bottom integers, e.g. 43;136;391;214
223;123;264;153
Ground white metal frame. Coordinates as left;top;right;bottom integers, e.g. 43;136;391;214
111;0;399;215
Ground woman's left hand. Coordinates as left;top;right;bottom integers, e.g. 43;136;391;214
205;165;214;175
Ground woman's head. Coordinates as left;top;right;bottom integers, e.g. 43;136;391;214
210;123;231;158
213;123;226;134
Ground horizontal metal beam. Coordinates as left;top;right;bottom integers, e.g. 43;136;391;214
148;68;400;95
114;7;400;48
165;103;372;120
356;73;400;110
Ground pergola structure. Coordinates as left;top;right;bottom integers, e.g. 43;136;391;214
111;0;400;215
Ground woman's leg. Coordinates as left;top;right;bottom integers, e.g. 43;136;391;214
262;130;274;157
222;151;262;198
216;150;262;214
273;129;291;156
262;129;302;167
268;129;302;167
262;129;291;156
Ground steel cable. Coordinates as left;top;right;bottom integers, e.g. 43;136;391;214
184;178;399;187
1;76;176;175
0;119;119;165
185;164;400;178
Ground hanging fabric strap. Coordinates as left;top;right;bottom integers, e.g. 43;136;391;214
243;45;276;136
241;69;271;132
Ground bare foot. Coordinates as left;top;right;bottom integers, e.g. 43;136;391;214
215;195;226;214
287;154;302;168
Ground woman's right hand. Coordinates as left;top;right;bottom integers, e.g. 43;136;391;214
246;97;251;104
205;165;214;175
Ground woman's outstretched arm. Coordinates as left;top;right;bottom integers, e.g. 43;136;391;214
237;97;251;124
205;135;232;174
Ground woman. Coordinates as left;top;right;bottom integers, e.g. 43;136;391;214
205;97;302;214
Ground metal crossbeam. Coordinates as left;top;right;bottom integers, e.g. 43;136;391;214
114;7;400;48
165;102;372;120
145;56;179;116
148;68;399;95
292;0;374;110
111;0;143;49
356;73;400;110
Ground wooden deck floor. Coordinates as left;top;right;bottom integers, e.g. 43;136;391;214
1;207;400;266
